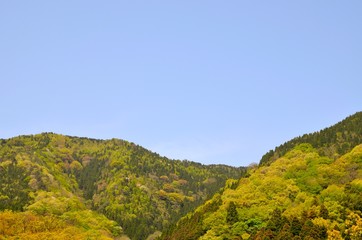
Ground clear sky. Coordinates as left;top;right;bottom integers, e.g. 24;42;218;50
1;1;361;166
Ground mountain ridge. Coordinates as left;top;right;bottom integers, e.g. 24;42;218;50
1;112;361;239
260;111;362;166
161;111;362;240
0;132;243;239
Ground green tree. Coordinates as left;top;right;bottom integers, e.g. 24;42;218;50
266;208;285;232
319;204;329;219
0;162;31;211
290;216;302;236
275;223;293;240
226;201;238;225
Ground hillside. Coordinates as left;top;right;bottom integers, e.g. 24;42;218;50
161;112;362;240
0;133;243;240
260;112;362;166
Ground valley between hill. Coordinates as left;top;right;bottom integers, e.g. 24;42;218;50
1;112;362;239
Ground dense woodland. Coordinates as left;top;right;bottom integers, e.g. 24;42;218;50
260;112;362;166
161;112;362;240
0;133;243;239
1;112;362;240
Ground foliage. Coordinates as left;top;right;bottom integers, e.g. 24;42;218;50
0;161;31;211
260;112;362;166
0;210;117;239
226;201;238;224
2;112;362;239
0;133;242;239
162;112;362;240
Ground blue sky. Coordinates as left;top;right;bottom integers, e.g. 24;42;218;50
1;1;361;166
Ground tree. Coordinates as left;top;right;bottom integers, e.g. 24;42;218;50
0;162;31;211
290;216;302;236
319;204;329;219
226;201;238;225
300;220;314;239
275;223;293;240
266;209;284;232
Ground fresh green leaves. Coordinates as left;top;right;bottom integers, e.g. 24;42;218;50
162;141;362;239
0;133;242;239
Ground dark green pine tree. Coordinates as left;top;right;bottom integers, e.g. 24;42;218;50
309;225;327;239
319;204;329;219
300;220;314;239
226;201;238;225
300;220;328;239
0;162;31;211
290;216;302;236
275;223;293;240
266;208;285;233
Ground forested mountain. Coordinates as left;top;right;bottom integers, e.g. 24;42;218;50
161;112;362;240
0;133;243;239
260;112;362;166
2;113;361;240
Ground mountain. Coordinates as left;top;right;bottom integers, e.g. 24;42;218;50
0;133;243;240
161;112;362;240
260;112;362;166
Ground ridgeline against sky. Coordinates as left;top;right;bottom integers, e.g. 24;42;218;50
1;1;361;166
1;112;361;239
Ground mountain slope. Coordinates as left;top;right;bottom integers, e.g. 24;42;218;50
162;112;362;240
0;133;243;240
260;111;362;166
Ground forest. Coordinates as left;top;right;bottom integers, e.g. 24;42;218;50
260;112;362;166
161;112;362;240
0;133;243;239
1;112;362;240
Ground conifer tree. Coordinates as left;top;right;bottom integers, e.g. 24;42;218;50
290;216;302;236
226;201;238;224
320;204;329;219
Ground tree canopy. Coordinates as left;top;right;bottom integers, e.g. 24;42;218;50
0;133;243;239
